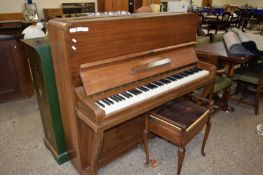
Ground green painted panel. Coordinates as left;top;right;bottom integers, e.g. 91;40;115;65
23;38;69;164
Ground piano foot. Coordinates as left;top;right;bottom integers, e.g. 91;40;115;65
143;115;150;168
77;118;104;175
83;168;99;175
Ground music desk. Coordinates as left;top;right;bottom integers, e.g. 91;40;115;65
195;41;254;76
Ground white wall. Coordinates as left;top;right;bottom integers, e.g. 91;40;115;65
193;0;263;8
0;0;97;19
228;0;263;8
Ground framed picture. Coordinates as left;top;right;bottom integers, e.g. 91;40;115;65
24;3;39;21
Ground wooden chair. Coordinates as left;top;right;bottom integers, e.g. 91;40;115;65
233;64;263;114
216;12;232;34
143;96;213;175
197;52;232;112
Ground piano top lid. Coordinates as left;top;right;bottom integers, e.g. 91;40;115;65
48;12;196;30
80;44;198;96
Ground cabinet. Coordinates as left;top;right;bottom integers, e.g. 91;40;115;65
143;0;160;6
105;0;129;12
22;38;69;164
0;35;33;102
43;8;63;20
98;0;143;12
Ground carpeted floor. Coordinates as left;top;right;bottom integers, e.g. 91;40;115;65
0;96;262;175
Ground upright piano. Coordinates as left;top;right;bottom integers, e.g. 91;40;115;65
48;13;216;175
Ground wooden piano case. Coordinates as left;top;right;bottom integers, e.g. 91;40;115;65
48;13;215;175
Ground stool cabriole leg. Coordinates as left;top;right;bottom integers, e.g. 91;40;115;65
201;120;211;156
177;147;186;175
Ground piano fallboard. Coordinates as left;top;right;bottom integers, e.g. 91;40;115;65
76;61;215;131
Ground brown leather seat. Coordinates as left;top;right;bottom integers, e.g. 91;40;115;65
143;97;212;175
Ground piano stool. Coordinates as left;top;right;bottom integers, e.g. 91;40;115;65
143;98;212;175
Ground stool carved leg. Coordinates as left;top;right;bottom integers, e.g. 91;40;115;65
177;147;186;175
201;120;211;156
143;115;150;167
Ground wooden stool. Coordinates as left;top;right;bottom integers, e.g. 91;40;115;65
143;97;212;175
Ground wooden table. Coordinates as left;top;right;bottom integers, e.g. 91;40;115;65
195;41;254;76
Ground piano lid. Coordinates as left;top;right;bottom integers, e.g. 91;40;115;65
48;12;199;87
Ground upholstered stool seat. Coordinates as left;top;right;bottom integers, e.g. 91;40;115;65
143;98;212;175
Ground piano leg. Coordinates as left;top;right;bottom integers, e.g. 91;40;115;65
77;118;104;175
143;115;150;167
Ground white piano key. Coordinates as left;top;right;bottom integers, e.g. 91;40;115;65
97;69;209;115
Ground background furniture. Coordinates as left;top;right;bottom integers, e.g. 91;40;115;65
143;97;212;175
197;52;232;112
233;65;263;114
0;34;33;102
98;0;143;13
43;8;63;20
196;41;253;76
22;38;69;164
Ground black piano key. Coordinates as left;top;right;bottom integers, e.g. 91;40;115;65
110;96;119;102
121;92;131;98
116;94;125;100
145;84;154;89
105;98;114;104
102;99;111;105
159;79;171;84
96;101;105;108
165;77;175;81
177;73;186;77
182;71;191;75
149;83;158;89
172;74;183;79
125;91;134;97
146;85;153;89
193;67;202;72
124;91;133;97
134;89;142;94
184;70;194;75
113;95;123;101
128;90;138;95
168;76;177;81
137;87;147;92
153;81;163;86
181;72;189;76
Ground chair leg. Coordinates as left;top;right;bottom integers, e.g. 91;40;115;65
143;115;150;167
177;147;186;175
255;88;260;115
201;120;211;156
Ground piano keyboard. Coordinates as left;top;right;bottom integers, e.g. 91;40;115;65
95;68;209;115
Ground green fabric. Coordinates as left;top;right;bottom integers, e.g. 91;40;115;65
196;35;210;46
212;33;224;42
214;76;232;93
234;66;261;84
